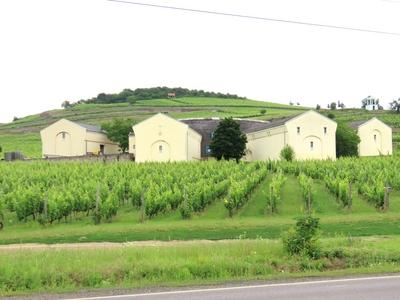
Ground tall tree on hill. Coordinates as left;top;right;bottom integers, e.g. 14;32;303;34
102;118;135;153
390;99;400;113
210;118;247;163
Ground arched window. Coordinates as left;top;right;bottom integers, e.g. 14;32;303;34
159;145;163;153
310;141;314;150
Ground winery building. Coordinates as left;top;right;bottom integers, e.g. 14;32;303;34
129;110;337;162
350;118;393;156
40;119;120;158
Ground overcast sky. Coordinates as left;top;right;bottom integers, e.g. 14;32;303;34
0;0;399;123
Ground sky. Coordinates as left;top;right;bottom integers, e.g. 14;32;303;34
0;0;400;123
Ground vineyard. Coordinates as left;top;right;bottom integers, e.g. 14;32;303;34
0;157;399;232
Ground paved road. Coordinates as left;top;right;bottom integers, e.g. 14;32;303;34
67;275;400;300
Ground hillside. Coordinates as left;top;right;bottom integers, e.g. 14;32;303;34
0;96;399;158
0;97;305;158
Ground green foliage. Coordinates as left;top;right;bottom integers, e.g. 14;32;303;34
74;87;245;105
267;170;286;214
282;216;321;258
280;145;295;162
330;102;337;110
336;123;360;158
260;109;267;115
101;118;135;152
298;173;313;213
210;118;248;162
390;99;400;113
327;113;335;119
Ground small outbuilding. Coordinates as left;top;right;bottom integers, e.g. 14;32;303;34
350;118;392;156
40;119;120;158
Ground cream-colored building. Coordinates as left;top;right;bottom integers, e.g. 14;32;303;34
350;118;392;156
245;110;337;161
40;119;120;157
131;113;202;162
129;110;337;162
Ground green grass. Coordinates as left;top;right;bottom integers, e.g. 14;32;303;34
3;236;400;296
0;133;41;158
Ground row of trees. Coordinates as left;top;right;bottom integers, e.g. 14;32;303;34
61;87;245;108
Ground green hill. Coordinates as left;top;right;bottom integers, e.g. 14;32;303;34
0;95;399;158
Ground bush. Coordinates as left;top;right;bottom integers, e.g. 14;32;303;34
282;216;321;259
280;145;295;162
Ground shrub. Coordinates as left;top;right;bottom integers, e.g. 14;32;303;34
280;145;295;162
282;216;321;259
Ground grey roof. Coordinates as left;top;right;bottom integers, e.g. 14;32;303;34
74;122;104;133
180;118;275;134
349;120;368;129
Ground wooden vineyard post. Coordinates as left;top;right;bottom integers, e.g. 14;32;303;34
348;182;352;210
94;184;101;224
384;185;391;212
140;190;145;223
269;185;274;214
44;192;48;222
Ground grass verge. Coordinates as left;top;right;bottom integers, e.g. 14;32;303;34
2;236;400;296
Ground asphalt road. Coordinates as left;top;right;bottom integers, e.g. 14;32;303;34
67;275;400;300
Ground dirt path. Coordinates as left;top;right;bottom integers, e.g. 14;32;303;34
0;239;238;251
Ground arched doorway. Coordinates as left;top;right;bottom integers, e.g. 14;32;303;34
55;131;72;156
151;140;171;162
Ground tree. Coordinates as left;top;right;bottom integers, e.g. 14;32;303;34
316;104;321;110
330;102;337;110
390;99;400;113
336;122;360;158
101;118;135;152
61;101;71;109
327;113;335;119
280;145;295;162
210;118;247;162
260;109;267;115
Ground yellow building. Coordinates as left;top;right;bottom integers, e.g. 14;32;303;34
245;110;337;161
40;119;120;158
129;110;337;162
350;118;392;156
130;113;202;162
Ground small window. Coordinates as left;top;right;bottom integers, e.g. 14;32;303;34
374;134;377;141
310;141;314;150
324;127;327;134
62;132;66;139
297;127;300;134
159;145;163;153
132;145;136;150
